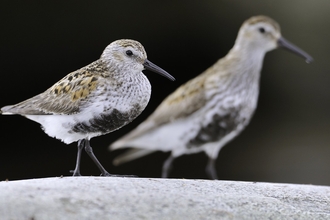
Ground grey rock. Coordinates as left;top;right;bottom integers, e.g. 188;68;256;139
0;177;329;220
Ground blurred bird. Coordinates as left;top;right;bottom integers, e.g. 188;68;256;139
1;39;175;177
109;16;313;179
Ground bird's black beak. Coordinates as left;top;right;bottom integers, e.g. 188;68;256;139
277;37;313;63
143;59;175;81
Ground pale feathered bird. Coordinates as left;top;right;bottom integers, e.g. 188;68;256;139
109;16;313;179
1;39;175;177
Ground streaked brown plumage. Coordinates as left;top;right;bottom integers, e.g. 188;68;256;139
1;39;175;177
109;16;313;179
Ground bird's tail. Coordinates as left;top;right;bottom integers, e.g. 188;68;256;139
0;106;14;115
112;148;156;166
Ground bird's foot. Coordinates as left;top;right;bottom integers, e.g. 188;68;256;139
70;170;82;177
100;172;137;178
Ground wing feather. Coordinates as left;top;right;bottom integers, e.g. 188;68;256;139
1;61;104;115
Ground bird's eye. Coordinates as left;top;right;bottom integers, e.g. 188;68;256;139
126;50;133;56
259;27;266;34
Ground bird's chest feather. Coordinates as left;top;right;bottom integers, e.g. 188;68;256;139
185;84;259;148
69;79;151;135
69;103;143;134
187;106;245;147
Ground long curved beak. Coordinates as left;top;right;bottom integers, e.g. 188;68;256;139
143;59;175;81
277;37;313;63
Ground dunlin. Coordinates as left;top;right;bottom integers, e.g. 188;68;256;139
110;16;313;179
1;39;175;176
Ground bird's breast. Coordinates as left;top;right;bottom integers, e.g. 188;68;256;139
185;86;259;149
68;76;151;136
69;103;144;135
108;74;151;109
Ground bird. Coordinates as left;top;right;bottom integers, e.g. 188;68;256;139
1;39;175;177
109;16;313;179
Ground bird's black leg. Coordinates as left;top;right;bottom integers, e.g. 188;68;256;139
84;139;136;177
161;154;174;178
206;157;218;180
71;139;85;176
83;139;111;176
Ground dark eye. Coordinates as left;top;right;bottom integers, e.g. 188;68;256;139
126;50;133;56
259;27;266;34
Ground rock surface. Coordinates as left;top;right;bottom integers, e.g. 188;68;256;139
0;177;329;220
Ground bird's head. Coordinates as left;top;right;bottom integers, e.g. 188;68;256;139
235;15;313;63
101;39;175;81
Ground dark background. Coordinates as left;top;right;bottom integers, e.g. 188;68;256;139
1;1;329;185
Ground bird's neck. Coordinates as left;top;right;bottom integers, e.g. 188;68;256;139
231;42;266;65
100;59;139;80
225;42;266;80
211;42;267;101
